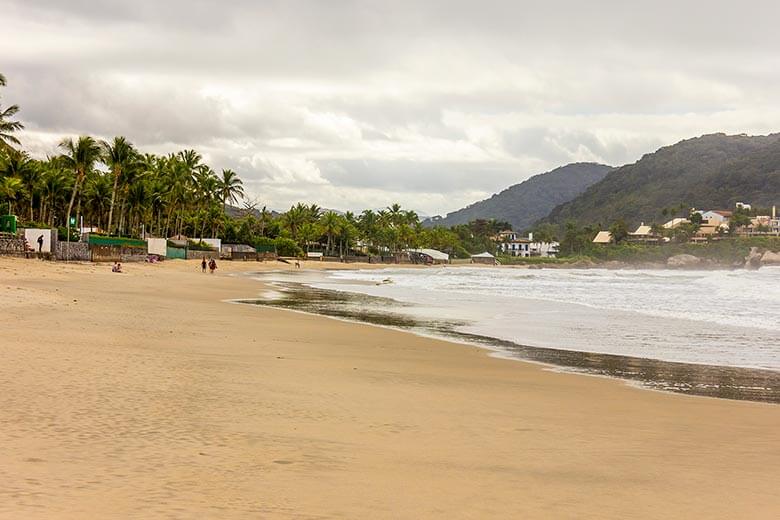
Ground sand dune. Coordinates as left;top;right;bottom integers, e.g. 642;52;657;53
1;257;778;519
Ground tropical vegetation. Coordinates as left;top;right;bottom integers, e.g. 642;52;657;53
0;72;507;258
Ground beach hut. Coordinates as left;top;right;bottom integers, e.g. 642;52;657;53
408;248;450;265
592;231;613;244
471;252;498;265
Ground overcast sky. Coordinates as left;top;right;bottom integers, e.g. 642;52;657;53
3;1;780;215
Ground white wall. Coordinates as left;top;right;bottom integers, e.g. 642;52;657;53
147;237;167;256
24;228;52;253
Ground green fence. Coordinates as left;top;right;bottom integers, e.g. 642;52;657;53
0;215;17;234
88;235;146;248
166;246;187;259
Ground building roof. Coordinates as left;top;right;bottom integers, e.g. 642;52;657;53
703;210;733;218
630;225;653;236
663;218;690;229
592;231;612;244
410;248;450;261
471;252;495;258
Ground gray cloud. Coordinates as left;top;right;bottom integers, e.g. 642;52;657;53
3;0;780;214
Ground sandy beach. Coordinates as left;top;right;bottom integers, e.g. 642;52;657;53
1;257;779;519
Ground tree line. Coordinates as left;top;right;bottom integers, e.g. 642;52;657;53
1;72;511;258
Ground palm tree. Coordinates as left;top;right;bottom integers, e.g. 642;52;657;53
0;73;23;153
59;136;102;232
283;203;308;242
0;176;22;213
101;136;137;234
218;169;244;211
125;181;149;236
387;203;403;226
0;103;23;153
18;156;41;222
319;211;341;255
83;173;112;230
39;161;72;226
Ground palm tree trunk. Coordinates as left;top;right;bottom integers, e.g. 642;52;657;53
65;173;82;232
107;167;120;234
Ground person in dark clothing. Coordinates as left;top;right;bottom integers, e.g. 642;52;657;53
37;234;44;253
208;258;217;274
201;258;207;273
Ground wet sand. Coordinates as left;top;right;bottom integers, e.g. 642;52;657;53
244;279;780;403
1;257;779;519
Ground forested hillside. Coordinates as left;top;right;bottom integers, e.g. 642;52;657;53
545;133;780;226
425;163;613;230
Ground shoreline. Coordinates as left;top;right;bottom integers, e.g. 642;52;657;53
2;257;779;518
238;276;780;404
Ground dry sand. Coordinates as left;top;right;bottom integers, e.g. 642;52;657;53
1;257;778;519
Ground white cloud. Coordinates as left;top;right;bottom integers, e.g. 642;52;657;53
2;0;780;215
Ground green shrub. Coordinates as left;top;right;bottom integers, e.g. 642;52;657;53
57;226;79;241
272;237;303;257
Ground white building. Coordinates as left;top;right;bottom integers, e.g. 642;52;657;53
497;231;558;257
697;210;732;228
528;240;559;257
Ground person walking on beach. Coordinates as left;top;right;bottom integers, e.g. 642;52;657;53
201;258;207;273
208;258;217;274
37;234;44;253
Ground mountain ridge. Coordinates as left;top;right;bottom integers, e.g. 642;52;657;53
424;162;613;230
543;133;780;227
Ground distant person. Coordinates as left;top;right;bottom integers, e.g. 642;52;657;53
112;262;123;273
37;234;44;253
209;258;217;274
295;259;301;269
201;258;207;273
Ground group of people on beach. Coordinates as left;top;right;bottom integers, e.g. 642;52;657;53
201;257;218;274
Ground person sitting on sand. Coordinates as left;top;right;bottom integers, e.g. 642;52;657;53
208;258;217;274
111;262;123;273
201;258;207;273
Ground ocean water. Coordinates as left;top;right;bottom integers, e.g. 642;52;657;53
312;267;780;371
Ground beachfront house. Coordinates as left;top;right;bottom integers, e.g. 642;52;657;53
496;231;530;257
739;207;780;236
698;210;732;228
691;223;722;242
592;231;613;244
528;236;559;257
496;231;558;257
627;223;662;244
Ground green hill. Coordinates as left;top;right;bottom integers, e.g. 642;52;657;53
425;163;613;231
545;133;780;226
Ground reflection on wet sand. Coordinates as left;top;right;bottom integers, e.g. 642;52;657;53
239;282;780;404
